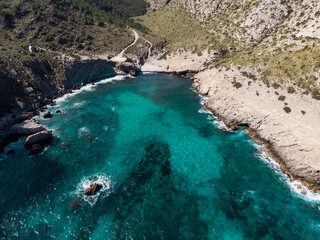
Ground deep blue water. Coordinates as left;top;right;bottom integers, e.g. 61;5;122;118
1;74;320;239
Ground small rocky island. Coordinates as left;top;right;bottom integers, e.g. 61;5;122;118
84;183;103;196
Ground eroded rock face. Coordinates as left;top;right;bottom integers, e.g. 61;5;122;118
84;183;103;196
24;130;52;148
11;120;45;135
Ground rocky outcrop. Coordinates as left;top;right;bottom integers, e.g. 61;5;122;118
84;183;103;196
11;120;45;135
43;111;52;119
147;0;170;9
116;61;140;75
24;130;52;148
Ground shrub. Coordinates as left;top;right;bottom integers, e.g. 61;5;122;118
272;82;280;89
311;89;320;100
233;82;242;89
278;95;286;101
283;107;291;113
287;86;296;94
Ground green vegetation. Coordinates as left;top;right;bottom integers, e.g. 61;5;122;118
0;0;140;97
278;95;286;101
0;0;136;65
220;41;320;99
283;107;292;113
233;82;243;89
83;0;149;32
135;9;213;52
287;86;296;94
241;71;257;81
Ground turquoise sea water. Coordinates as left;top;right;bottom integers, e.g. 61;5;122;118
1;74;320;239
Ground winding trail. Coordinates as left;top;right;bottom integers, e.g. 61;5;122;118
111;30;139;62
142;37;152;59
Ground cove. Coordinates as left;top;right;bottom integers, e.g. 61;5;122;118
1;74;320;239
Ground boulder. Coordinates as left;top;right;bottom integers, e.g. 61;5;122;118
84;183;103;196
56;110;61;114
68;197;82;210
43;111;52;118
28;46;37;53
116;62;140;75
28;144;43;155
11;120;45;135
24;130;52;148
300;189;307;195
129;70;138;77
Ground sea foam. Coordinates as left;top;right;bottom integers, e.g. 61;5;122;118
196;86;320;203
250;139;320;202
75;173;113;206
54;75;128;106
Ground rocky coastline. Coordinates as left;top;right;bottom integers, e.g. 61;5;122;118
192;67;320;193
144;51;320;194
0;58;141;155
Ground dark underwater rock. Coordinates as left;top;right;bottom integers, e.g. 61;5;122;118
84;183;103;196
28;144;43;155
68;197;82;210
6;149;15;155
198;124;215;138
56;110;61;114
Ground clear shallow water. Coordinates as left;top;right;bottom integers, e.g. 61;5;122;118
1;74;320;239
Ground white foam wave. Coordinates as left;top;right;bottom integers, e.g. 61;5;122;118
78;126;90;137
250;139;320;202
75;174;113;206
54;75;129;105
73;101;86;108
197;94;229;131
194;85;320;202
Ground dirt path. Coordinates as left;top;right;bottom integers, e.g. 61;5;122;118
111;30;139;62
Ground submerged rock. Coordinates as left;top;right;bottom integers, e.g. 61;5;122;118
11;120;45;135
24;130;52;148
28;144;43;155
56;110;61;114
68;197;82;210
84;183;103;196
43;111;52;119
6;149;15;155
